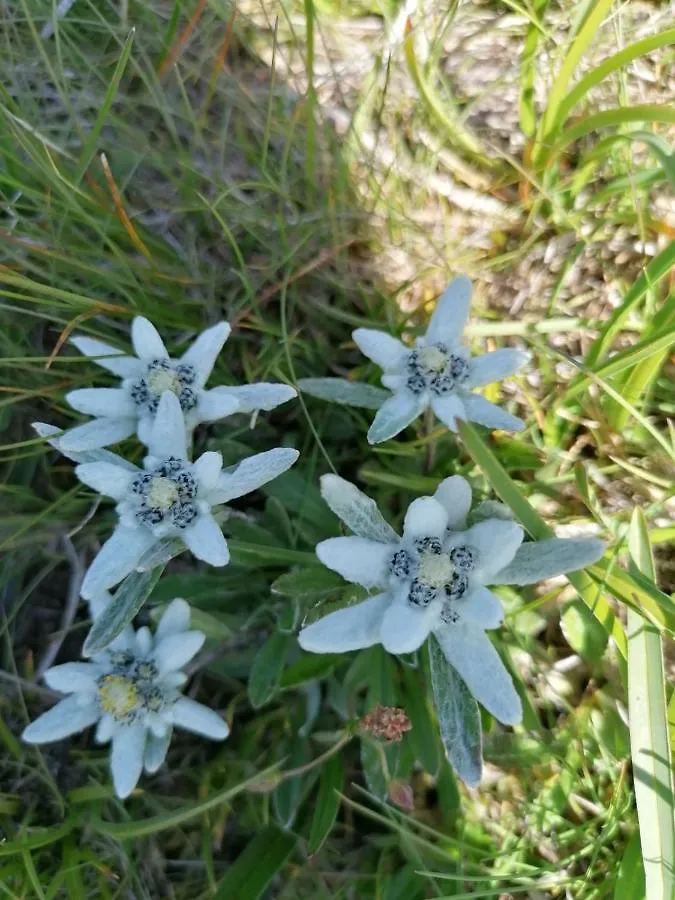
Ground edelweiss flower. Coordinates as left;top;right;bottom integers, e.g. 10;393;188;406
22;598;228;799
61;317;296;451
76;391;299;598
353;277;529;443
298;475;604;726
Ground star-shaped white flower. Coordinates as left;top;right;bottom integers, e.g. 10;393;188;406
353;277;529;443
298;475;604;726
60;317;297;451
75;391;299;599
22;597;228;799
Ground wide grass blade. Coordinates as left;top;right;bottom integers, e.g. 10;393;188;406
627;510;675;900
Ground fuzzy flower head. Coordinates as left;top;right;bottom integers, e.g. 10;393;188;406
22;598;229;799
75;391;299;598
298;475;604;726
61;316;296;451
353;277;529;443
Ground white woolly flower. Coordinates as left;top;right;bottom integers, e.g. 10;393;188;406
75;391;299;598
353;276;529;443
22;598;229;799
298;475;604;726
60;316;296;451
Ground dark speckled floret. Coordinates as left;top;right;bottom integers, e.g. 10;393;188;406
440;604;460;624
155;457;184;477
450;545;477;572
390;549;413;579
171;501;198;528
444;572;469;601
408;579;436;607
415;536;442;555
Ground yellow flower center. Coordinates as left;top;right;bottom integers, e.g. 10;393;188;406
418;346;447;373
146;368;181;395
146;476;179;511
417;551;454;588
98;675;138;719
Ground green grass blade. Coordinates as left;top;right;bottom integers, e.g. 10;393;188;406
213;826;298;900
534;0;614;160
75;28;136;183
556;30;675;127
584;239;675;368
555;105;675;152
307;753;344;853
518;0;551;137
627;510;675;900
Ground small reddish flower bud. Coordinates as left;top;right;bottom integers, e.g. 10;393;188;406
360;705;412;743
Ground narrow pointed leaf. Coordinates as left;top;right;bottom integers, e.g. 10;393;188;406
496;537;604;585
298;377;389;409
320;475;399;543
83;566;165;656
308;754;344;853
429;635;482;788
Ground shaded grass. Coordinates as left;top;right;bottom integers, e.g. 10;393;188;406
0;0;673;897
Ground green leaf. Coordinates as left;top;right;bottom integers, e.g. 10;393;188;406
401;666;440;777
271;566;344;601
248;632;290;709
213;826;297;900
307;753;344;854
320;474;399;543
561;599;609;666
228;540;315;567
83;566;165;656
614;831;646;900
279;654;338;689
627;510;675;900
429;635;482;788
298;377;389;409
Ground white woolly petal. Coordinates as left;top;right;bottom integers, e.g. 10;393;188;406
462;394;525;432
162;671;188;689
381;374;407;391
433;624;522;725
66;388;137;418
458;587;504;629
208;383;296;414
315;536;393;589
424;276;472;345
193;451;224;492
207;448;299;504
196;388;240;424
465;349;529;388
110;723;147;798
299;593;390;653
403;496;449;539
180;321;231;386
43;662;100;694
352;328;408;372
433;476;472;530
494;537;605;586
75;461;135;500
379;593;439;654
367;392;424;444
135;626;152;656
147;391;188;461
152;631;205;675
156;598;191;640
171;697;230;740
59;417;137;452
144;729;172;774
448;520;524;584
182;514;230;566
22;695;99;744
95;714;117;744
70;336;144;378
131;317;168;361
80;527;156;599
430;393;466;432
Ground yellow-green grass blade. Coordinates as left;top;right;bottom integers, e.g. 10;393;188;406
627;510;675;900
